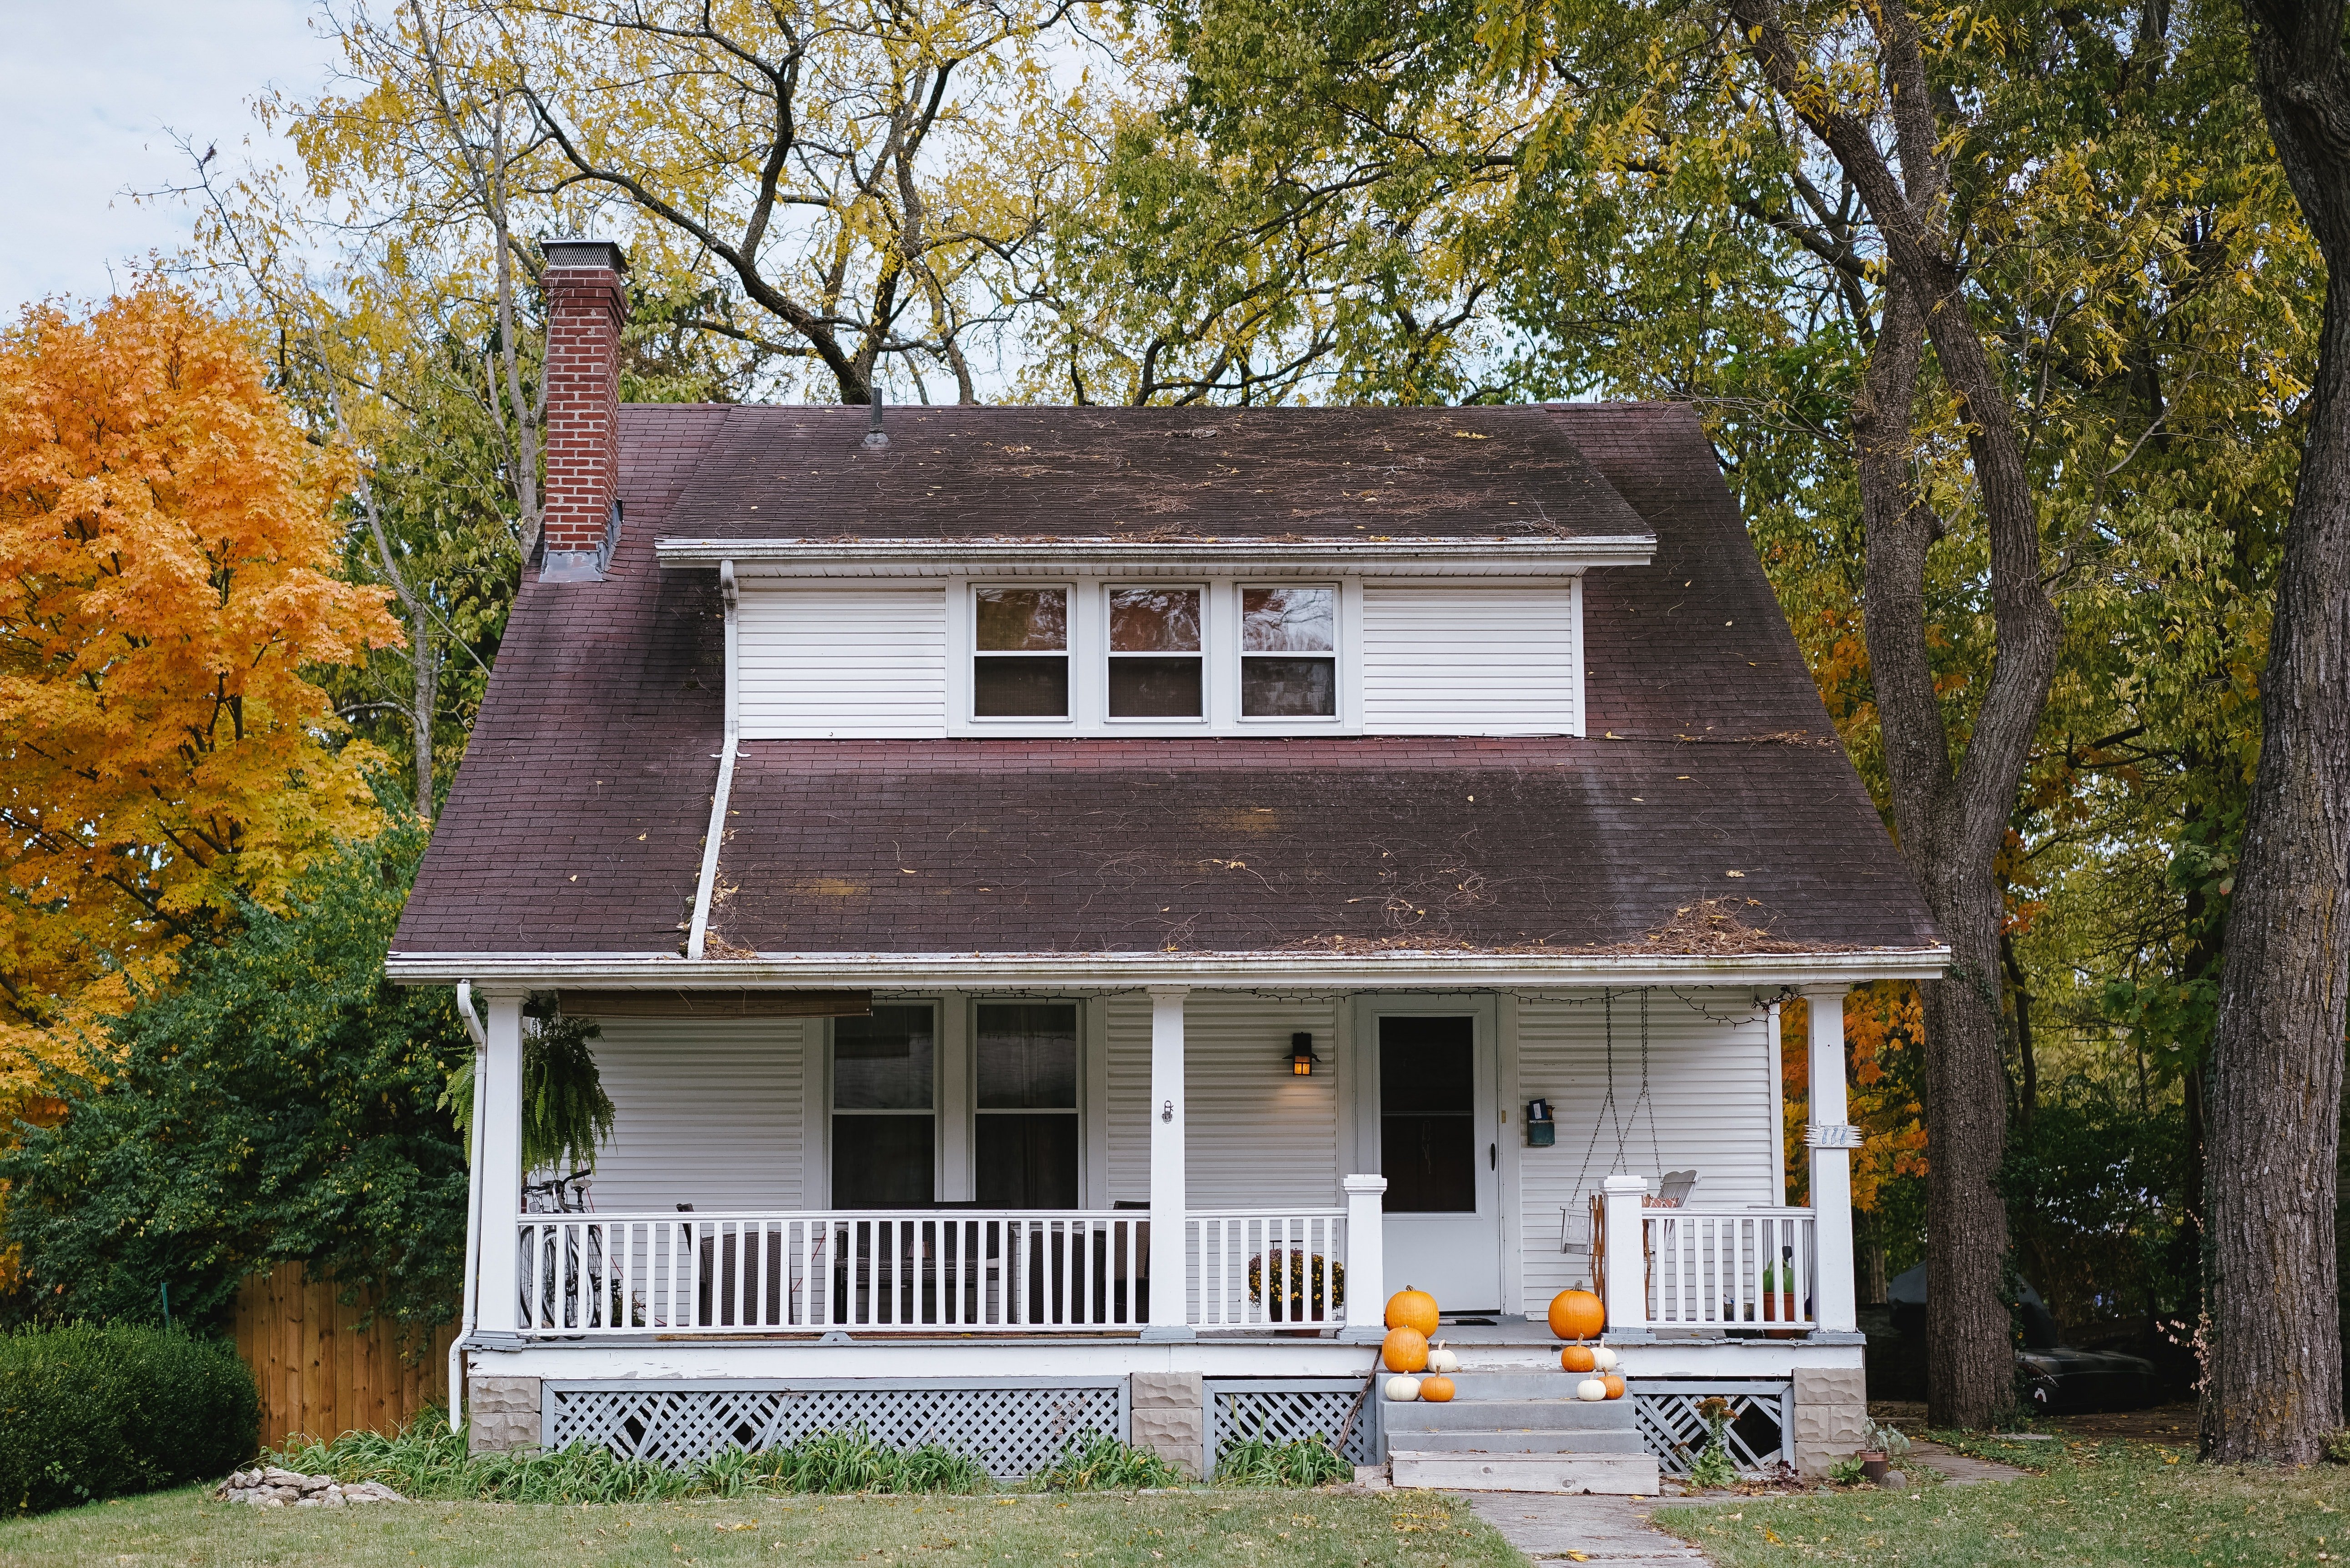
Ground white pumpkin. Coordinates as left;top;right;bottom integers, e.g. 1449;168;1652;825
1591;1346;1620;1372
1426;1344;1461;1375
1576;1377;1609;1402
1386;1376;1423;1402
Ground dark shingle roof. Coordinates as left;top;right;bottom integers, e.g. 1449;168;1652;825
392;400;1935;958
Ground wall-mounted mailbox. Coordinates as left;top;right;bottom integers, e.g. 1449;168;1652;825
1525;1097;1556;1148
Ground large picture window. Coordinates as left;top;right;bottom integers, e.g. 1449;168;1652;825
1107;587;1203;719
831;1005;936;1206
973;587;1068;718
974;1003;1080;1208
1240;586;1337;718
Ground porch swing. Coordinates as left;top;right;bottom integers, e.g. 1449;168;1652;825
1557;990;1697;1286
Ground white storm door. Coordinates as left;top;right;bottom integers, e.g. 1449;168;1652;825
1372;1007;1502;1314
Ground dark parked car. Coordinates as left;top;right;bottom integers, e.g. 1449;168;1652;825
1887;1265;2159;1413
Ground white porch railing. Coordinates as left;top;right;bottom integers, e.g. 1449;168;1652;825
1185;1211;1348;1330
1642;1206;1817;1332
517;1211;1147;1334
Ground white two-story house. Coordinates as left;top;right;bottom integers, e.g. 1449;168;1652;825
385;240;1944;1491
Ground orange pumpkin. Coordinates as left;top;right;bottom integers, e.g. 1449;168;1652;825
1561;1345;1597;1374
1602;1374;1626;1400
1381;1326;1431;1373
1548;1289;1606;1342
1386;1287;1441;1337
1419;1375;1456;1403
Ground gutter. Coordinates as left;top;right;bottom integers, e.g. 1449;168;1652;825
389;946;1954;991
448;980;490;1432
656;536;1657;576
685;559;740;958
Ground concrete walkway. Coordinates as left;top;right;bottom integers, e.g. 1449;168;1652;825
1457;1492;1712;1563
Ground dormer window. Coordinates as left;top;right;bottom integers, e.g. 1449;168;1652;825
1241;586;1337;718
973;586;1068;717
1107;587;1204;719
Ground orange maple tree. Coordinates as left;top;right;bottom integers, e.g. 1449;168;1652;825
0;286;402;1094
1782;984;1930;1213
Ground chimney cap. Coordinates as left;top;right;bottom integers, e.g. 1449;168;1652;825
543;237;630;274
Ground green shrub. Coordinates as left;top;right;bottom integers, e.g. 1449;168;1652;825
1826;1455;1868;1486
2325;1430;2350;1466
1213;1434;1350;1488
281;1415;989;1502
1037;1433;1184;1491
0;1323;258;1514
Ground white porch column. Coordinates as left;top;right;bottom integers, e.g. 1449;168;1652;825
1144;987;1194;1340
1340;1174;1387;1342
1600;1173;1651;1340
473;989;527;1336
1802;985;1859;1336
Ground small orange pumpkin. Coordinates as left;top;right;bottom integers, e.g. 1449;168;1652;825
1602;1374;1626;1400
1548;1288;1606;1342
1419;1375;1456;1403
1561;1345;1597;1373
1381;1326;1431;1373
1386;1287;1441;1337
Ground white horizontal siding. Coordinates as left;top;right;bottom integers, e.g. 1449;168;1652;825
583;1018;808;1212
1105;993;1343;1211
738;586;947;738
1360;585;1578;734
1514;992;1778;1314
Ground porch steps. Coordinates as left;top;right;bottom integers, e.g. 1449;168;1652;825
1386;1373;1658;1495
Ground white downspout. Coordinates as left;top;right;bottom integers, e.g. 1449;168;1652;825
449;979;489;1431
687;559;740;959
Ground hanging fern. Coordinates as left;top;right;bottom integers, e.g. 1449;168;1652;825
442;995;617;1174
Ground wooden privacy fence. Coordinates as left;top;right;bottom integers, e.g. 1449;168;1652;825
231;1261;457;1449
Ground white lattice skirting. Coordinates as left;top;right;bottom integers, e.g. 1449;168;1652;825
1206;1379;1381;1469
1632;1379;1792;1477
543;1380;1126;1477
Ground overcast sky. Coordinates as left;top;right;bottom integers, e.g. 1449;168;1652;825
0;0;340;311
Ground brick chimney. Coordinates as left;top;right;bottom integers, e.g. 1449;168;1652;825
539;238;630;582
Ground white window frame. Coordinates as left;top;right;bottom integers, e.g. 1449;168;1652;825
1103;583;1210;727
1233;580;1344;729
965;581;1076;727
820;1000;941;1208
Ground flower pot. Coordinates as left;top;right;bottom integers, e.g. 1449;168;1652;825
1860;1452;1890;1483
1761;1290;1800;1337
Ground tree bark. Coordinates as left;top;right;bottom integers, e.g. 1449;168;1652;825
2204;0;2350;1467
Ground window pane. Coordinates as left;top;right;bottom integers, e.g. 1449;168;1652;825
1241;657;1336;718
976;1115;1080;1208
1110;588;1202;652
1380;1016;1476;1213
974;656;1069;717
834;1005;934;1109
832;1115;935;1206
1241;587;1334;652
975;587;1066;651
977;1004;1079;1108
1107;656;1203;719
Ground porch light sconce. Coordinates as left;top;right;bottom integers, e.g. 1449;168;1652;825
1525;1098;1556;1148
1289;1032;1319;1075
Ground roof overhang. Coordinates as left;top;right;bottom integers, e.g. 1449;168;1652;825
387;946;1951;992
656;536;1657;578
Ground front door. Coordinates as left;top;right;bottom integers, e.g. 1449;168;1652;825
1376;1013;1502;1314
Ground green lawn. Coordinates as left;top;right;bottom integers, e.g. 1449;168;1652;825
0;1486;1523;1567
1654;1437;2350;1566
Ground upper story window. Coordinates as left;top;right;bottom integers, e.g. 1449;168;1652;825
1241;586;1336;719
1108;587;1203;719
973;586;1067;717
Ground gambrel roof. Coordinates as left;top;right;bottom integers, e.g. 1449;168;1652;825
391;402;1938;961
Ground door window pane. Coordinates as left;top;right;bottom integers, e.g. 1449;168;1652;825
1241;657;1336;718
832;1116;936;1207
833;1006;934;1109
1110;588;1201;652
1242;587;1334;651
975;657;1070;717
976;588;1066;650
977;1004;1079;1108
975;1115;1080;1207
1380;1016;1477;1213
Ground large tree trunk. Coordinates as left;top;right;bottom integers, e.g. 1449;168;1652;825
2205;0;2350;1466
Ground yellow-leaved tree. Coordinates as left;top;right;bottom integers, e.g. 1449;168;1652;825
0;286;403;1100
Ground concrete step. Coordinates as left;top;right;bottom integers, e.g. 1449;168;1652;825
1382;1428;1653;1456
1389;1449;1659;1495
1430;1372;1622;1399
1385;1398;1639;1433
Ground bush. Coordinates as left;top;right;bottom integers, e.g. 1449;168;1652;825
2325;1430;2350;1466
1037;1433;1184;1491
1213;1434;1351;1488
0;1323;258;1514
